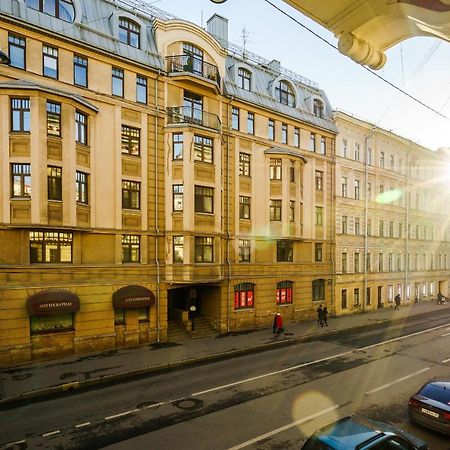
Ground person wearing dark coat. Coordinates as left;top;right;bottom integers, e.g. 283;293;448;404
317;304;323;326
321;307;328;327
394;294;401;310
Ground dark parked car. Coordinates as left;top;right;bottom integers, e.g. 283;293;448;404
409;380;450;435
302;416;428;450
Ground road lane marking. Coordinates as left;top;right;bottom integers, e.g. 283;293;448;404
74;422;91;428
365;368;430;395
441;332;450;337
192;351;353;396
442;357;450;363
42;430;61;437
226;404;340;450
359;323;450;350
5;440;26;446
105;411;135;420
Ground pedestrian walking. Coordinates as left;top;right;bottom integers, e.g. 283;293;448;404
321;307;328;327
317;304;323;326
272;313;277;333
274;312;284;334
394;293;401;310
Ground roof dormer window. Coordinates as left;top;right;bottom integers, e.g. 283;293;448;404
313;98;324;118
25;0;75;23
119;18;140;48
275;80;295;107
238;68;252;91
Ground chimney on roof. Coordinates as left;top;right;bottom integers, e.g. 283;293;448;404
268;59;281;74
207;14;228;47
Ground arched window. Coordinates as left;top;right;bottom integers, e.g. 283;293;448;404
238;68;252;91
275;80;295;107
25;0;75;23
234;282;254;309
277;281;293;304
313;99;324;118
183;43;203;76
119;17;140;48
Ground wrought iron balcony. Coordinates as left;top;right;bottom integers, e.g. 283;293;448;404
167;106;221;131
166;55;220;86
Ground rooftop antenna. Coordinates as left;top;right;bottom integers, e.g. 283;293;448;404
241;27;250;60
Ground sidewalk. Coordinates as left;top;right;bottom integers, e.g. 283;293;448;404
1;301;449;406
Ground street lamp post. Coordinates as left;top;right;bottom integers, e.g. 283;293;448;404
0;50;11;65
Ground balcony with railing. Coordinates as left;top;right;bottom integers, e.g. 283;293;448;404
167;106;221;132
166;55;220;88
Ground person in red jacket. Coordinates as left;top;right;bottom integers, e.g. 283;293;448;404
274;312;284;334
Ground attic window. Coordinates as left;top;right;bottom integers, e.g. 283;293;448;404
119;18;140;48
25;0;75;23
313;99;324;118
275;80;295;107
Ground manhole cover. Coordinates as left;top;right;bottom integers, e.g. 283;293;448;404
174;398;203;411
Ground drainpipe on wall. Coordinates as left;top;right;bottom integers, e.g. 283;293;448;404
155;70;161;342
330;136;336;316
405;143;411;302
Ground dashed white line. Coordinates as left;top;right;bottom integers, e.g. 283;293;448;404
365;368;430;395
42;430;61;437
105;410;138;420
74;422;91;428
440;332;450;337
226;404;340;450
442;357;450;363
5;440;26;446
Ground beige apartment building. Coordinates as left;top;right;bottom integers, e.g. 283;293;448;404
334;111;450;315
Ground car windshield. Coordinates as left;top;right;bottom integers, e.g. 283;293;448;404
419;384;450;405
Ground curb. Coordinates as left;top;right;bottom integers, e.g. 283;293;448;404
0;318;388;408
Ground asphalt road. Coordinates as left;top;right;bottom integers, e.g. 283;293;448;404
1;312;450;449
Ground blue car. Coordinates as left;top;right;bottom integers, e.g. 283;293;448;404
302;416;428;450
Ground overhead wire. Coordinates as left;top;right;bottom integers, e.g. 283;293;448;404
263;0;449;120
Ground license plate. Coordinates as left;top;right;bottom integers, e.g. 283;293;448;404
421;408;439;418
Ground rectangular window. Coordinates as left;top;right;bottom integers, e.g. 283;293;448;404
8;34;26;69
294;127;300;147
281;123;288;144
289;200;295;222
195;236;213;263
354;253;360;273
75;111;87;145
136;75;147;104
367;218;372;236
341;177;347;197
354;288;360;306
47;166;62;201
75;171;88;204
367;147;372;165
11;163;31;198
341;289;347;309
342;215;348;234
380;151;385;168
366;287;371;305
122;180;140;209
270;158;282;180
247;112;254;134
379;220;384;237
342;252;347;273
232;107;239;130
195;185;214;213
398;223;402;238
30;231;72;263
121;125;140;156
173;185;183;211
114;309;125;325
47;102;61;136
239;196;251;219
277;281;293;305
315;243;322;262
173;236;184;263
43;45;58;79
112;67;124;97
316;206;323;226
310;132;316;151
389;221;394;238
389;154;394;169
277;240;293;262
194;135;213;163
11;98;30;132
73;55;88;87
389;253;393;271
239;153;251;177
270;199;282;221
354;180;360;199
355;217;360;235
234;283;254;309
173;133;183;160
366;253;371;271
342;139;347;158
312;279;325;301
239;239;250;262
268;119;275;140
30;313;74;334
354;143;360;161
289;160;295;183
320;136;326;155
315;170;323;190
379;253;384;272
122;235;140;263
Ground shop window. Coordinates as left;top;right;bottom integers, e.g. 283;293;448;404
48;166;62;200
114;308;125;325
122;180;141;210
194;135;213;163
25;0;76;22
8;34;26;69
30;231;73;263
122;234;140;263
137;307;148;323
119;17;140;48
277;281;293;304
47;101;61;136
195;236;213;263
11;98;30;132
234;282;254;309
121;125;140;156
11;163;31;198
312;279;325;301
30;313;74;334
74;55;88;87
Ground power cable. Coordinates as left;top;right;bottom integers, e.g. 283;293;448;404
263;0;449;120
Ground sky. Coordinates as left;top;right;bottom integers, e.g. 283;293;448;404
151;0;450;151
